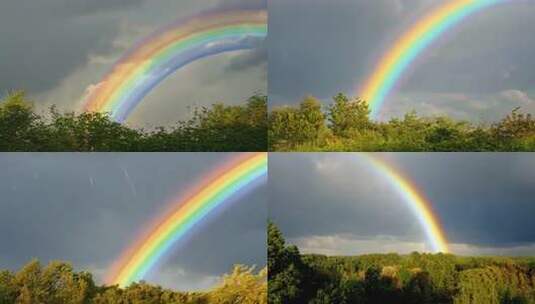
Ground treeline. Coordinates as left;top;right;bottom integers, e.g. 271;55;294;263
268;222;535;304
269;94;535;151
0;91;267;151
0;259;266;304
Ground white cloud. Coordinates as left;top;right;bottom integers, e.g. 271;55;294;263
379;89;535;122
84;263;222;290
31;58;112;114
312;155;347;174
450;242;535;257
499;89;535;105
290;234;535;257
290;234;429;256
148;265;221;291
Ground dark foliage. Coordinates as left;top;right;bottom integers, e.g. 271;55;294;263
268;222;535;304
269;94;535;151
0;91;267;151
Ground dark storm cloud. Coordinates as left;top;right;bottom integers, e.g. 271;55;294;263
268;0;432;105
268;153;420;241
218;0;267;74
216;0;266;10
269;153;535;253
0;153;266;288
0;0;145;94
224;42;267;74
401;2;535;94
268;0;535;119
389;153;535;248
58;0;146;15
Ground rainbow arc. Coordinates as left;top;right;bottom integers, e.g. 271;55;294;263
106;153;267;287
84;9;267;122
363;154;449;253
107;153;450;288
360;0;506;118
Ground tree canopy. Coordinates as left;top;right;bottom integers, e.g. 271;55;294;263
0;259;266;304
268;222;535;304
269;94;535;151
0;91;267;151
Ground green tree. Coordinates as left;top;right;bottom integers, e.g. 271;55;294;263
328;93;371;137
0;91;47;151
0;92;266;151
210;265;267;304
403;271;434;304
267;221;310;304
0;270;16;304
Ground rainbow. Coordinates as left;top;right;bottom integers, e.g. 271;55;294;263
106;152;268;287
84;10;267;122
363;154;449;253
360;0;506;119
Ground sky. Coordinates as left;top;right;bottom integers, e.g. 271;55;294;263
0;0;266;127
269;153;535;256
0;153;267;291
269;0;535;121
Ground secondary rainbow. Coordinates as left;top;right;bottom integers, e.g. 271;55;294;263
84;9;267;122
360;0;506;118
362;154;449;253
106;152;268;287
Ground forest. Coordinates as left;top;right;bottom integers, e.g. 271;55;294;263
268;222;535;304
268;94;535;151
0;260;266;304
0;91;267;152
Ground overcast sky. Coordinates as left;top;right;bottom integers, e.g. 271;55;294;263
0;153;266;291
269;153;535;256
0;0;266;127
269;0;535;121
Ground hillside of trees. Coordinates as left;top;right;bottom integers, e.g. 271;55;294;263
0;91;267;151
268;222;535;304
0;259;266;303
269;94;535;151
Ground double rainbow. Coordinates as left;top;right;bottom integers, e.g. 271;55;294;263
363;154;449;253
360;0;506;118
84;9;267;122
106;152;267;287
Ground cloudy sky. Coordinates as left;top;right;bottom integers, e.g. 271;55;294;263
269;153;535;256
0;153;266;290
0;0;266;127
269;0;535;121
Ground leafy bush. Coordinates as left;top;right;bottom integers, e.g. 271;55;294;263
269;94;535;151
0;91;267;151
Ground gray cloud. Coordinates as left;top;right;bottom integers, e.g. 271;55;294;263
58;0;147;15
269;153;535;255
224;41;267;74
0;153;266;290
0;0;145;94
380;89;535;122
216;0;266;10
